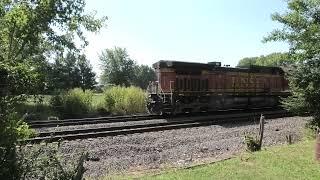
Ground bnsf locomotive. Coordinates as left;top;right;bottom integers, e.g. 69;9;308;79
147;60;289;115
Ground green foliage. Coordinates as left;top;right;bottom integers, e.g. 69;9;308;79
50;88;94;118
16;143;87;180
16;122;36;140
133;64;156;89
47;52;96;92
0;0;105;178
244;134;261;152
0;62;42;98
264;0;320;60
100;47;136;87
283;55;320;126
281;92;308;115
303;125;318;140
0;112;35;179
0;0;106;64
50;93;65;116
14;95;56;121
99;47;156;89
237;52;291;67
265;0;320;126
102;86;146;115
64;89;93;117
78;54;97;91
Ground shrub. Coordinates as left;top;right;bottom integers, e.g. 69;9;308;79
14;95;56;121
50;92;65;115
0;112;36;179
94;101;111;116
103;86;146;115
50;88;94;118
16;143;87;180
244;134;261;152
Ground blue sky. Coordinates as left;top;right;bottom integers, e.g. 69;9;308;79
84;0;288;75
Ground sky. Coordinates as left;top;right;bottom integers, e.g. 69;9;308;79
84;0;289;76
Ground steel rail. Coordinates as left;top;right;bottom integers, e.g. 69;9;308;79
25;110;290;143
28;114;160;128
27;107;279;128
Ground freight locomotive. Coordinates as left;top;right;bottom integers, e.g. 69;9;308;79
146;60;289;115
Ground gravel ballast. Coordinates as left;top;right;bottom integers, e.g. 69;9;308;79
56;116;308;177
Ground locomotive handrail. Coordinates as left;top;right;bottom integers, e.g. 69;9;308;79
169;81;174;104
158;83;166;103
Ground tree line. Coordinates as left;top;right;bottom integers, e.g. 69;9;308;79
237;52;291;67
42;47;155;93
99;47;155;89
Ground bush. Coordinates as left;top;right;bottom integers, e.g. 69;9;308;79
0;112;36;179
50;88;94;118
16;143;87;180
10;95;53;121
244;134;261;152
103;86;146;115
94;101;111;116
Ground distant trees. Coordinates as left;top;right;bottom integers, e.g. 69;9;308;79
264;0;320;126
99;47;136;87
237;52;291;67
99;47;155;89
47;52;97;92
133;64;156;89
78;55;97;91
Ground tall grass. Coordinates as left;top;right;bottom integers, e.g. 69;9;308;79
20;87;146;120
15;95;56;120
102;86;146;115
50;88;94;118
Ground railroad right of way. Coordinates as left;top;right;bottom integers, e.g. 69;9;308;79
26;109;291;143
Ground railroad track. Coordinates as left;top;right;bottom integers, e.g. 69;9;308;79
27;107;278;128
27;114;161;128
25;109;290;143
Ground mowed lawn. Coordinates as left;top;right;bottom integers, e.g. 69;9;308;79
111;140;320;180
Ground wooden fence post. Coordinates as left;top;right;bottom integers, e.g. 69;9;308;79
258;114;265;149
286;134;292;145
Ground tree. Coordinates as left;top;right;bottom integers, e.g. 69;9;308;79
78;55;97;91
264;0;320;60
47;52;96;92
264;0;320;126
133;65;156;89
0;0;105;178
237;52;290;67
237;57;258;67
47;52;81;91
99;47;136;87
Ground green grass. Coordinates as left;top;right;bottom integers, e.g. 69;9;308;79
15;95;55;120
108;140;320;180
102;86;146;115
16;86;146;120
92;93;105;108
16;93;106;120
